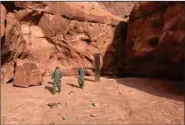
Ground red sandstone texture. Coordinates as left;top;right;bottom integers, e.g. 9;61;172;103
13;59;43;87
1;2;131;87
124;2;185;78
1;2;184;87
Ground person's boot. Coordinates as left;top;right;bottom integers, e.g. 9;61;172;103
80;85;83;89
58;89;61;94
81;81;84;89
53;89;56;95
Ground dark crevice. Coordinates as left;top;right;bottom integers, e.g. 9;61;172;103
13;61;17;74
20;11;44;25
1;51;12;66
82;38;91;44
1;35;5;50
17;52;28;59
66;32;70;35
152;20;163;28
101;21;128;76
4;19;7;28
128;40;134;50
1;1;22;12
149;37;159;48
7;78;13;84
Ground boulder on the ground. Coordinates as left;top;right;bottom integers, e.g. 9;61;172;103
13;60;43;87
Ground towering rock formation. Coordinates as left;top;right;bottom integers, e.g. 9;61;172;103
1;2;184;87
124;2;185;79
1;2;132;86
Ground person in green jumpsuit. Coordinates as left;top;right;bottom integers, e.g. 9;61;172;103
51;67;62;94
78;64;85;89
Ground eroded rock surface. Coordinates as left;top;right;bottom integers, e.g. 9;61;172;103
13;59;43;87
1;1;129;84
124;2;185;79
1;2;184;86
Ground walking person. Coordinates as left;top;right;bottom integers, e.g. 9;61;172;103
51;67;62;94
78;64;85;89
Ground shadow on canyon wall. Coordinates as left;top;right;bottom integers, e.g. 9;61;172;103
101;21;127;77
1;1;21;12
1;2;15;66
101;21;184;102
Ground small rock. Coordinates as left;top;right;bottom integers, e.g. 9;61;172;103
69;91;74;95
47;102;56;106
92;103;98;107
49;122;55;125
46;101;61;108
91;114;98;117
62;116;67;120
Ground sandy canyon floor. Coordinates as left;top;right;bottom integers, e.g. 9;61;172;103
1;76;184;124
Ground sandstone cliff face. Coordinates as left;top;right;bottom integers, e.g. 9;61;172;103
124;2;185;79
1;2;184;87
1;2;131;86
